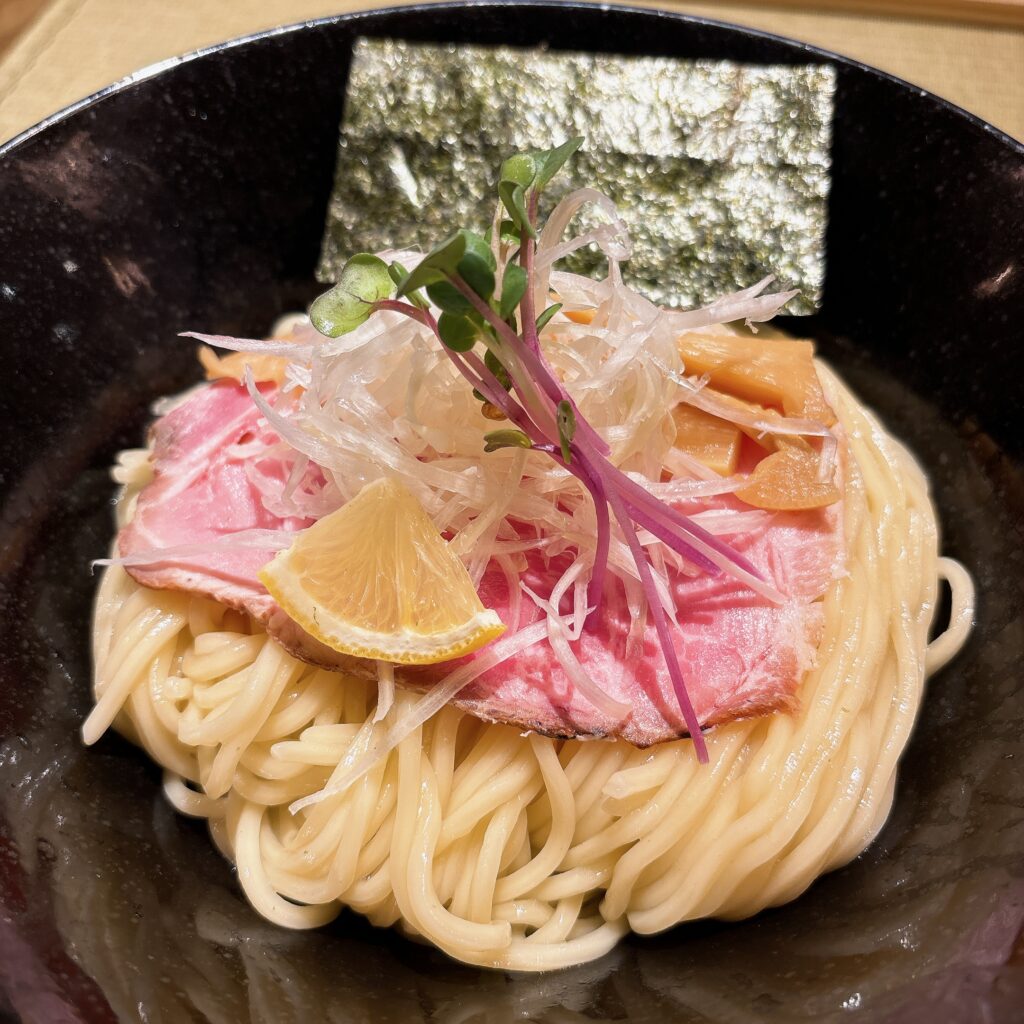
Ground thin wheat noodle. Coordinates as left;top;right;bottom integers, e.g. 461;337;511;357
87;365;972;970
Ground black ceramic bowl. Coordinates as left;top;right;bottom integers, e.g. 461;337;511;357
1;4;1022;1021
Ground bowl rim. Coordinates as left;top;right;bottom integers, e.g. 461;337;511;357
1;0;1022;161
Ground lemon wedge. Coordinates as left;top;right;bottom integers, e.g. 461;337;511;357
259;478;505;665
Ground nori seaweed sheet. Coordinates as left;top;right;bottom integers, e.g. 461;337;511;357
319;38;835;314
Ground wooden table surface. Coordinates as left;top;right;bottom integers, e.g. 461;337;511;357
0;0;45;55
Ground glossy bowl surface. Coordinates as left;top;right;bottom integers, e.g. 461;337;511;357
0;4;1022;1021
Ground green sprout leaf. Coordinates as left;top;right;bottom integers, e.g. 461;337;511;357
309;253;394;337
500;153;537;189
498;219;521;245
498;180;536;240
535;302;562;333
483;347;512;390
534;136;585;190
556;399;576;463
460;230;496;270
483;428;533;453
437;312;477;352
484;219;521;246
457;230;496;300
499;263;528;320
426;280;473;315
388;260;428;309
397;232;467;297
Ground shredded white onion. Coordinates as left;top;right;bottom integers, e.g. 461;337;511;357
522;582;631;721
181;330;318;358
190;187;833;711
94;529;297;570
374;661;395;722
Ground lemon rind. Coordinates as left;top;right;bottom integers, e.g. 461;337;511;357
260;565;505;665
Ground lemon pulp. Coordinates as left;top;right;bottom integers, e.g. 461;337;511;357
259;477;505;665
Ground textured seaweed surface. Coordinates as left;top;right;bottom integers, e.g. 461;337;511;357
320;38;833;313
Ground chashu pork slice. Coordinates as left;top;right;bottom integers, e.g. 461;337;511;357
117;380;845;746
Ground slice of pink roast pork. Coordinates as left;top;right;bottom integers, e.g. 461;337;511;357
118;379;845;746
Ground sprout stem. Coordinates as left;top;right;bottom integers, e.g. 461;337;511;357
448;274;559;436
597;462;709;762
449;273;610;459
460;350;547;441
610;466;783;604
375;299;439;333
376;297;548;446
572;446;610;624
520;190;541;356
316;142;780;757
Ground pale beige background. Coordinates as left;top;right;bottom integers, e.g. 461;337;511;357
0;0;1021;145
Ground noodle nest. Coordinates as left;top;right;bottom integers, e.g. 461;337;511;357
88;366;971;970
